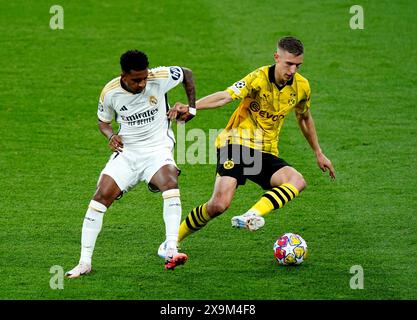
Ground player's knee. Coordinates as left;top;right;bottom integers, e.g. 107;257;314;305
208;198;231;217
293;173;307;192
93;188;116;207
92;194;112;208
158;178;178;192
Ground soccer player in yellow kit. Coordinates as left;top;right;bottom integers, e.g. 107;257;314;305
161;36;335;254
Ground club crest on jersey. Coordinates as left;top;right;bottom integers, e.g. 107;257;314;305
223;159;235;170
149;96;158;106
288;92;297;107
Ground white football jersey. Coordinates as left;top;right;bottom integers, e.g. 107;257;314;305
97;66;184;148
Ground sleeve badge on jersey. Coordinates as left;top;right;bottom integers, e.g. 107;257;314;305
170;67;182;80
235;80;246;89
230;80;246;95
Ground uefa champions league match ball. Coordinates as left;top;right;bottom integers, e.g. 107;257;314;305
273;233;308;265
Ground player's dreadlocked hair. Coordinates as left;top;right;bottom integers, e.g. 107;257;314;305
278;36;304;56
120;50;149;73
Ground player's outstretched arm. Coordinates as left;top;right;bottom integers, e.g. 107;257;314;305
196;91;233;110
296;110;336;179
167;91;233;121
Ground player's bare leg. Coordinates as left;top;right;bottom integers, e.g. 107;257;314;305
66;174;121;278
270;166;306;192
151;165;188;270
175;176;237;243
206;176;237;217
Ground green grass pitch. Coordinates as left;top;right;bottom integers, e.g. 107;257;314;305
0;0;416;300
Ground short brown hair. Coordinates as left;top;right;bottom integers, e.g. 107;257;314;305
278;36;304;56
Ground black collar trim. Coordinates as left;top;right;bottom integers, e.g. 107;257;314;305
268;64;294;90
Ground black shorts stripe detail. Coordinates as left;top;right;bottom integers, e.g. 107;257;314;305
271;188;288;204
190;210;204;229
282;185;296;198
264;193;280;209
165;93;176;147
185;216;199;231
164;93;170;113
276;186;292;201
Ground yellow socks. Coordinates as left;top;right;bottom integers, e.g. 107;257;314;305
178;203;211;242
250;183;299;217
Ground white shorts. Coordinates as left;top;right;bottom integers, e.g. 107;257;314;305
99;146;178;193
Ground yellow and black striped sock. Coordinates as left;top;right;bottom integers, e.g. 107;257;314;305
178;203;211;242
251;183;299;217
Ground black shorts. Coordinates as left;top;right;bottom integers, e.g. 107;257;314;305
216;144;291;190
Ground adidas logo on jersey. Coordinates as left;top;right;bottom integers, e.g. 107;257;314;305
120;105;128;111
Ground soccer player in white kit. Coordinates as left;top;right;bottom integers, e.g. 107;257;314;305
66;50;196;277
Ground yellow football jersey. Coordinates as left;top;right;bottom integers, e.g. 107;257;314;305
215;65;311;156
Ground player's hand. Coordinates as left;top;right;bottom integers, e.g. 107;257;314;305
167;102;189;119
167;102;196;123
316;152;336;179
108;134;124;152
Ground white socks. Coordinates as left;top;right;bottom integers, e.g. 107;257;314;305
162;189;182;251
78;191;180;265
79;200;106;265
